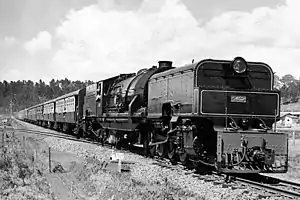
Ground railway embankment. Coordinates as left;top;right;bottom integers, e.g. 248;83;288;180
0;125;55;200
0;119;294;200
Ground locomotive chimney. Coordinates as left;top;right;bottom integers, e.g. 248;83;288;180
158;61;172;69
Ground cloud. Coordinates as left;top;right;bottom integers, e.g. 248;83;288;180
0;68;22;81
48;0;300;81
198;0;300;75
51;0;205;80
204;3;300;49
4;36;17;46
24;31;52;55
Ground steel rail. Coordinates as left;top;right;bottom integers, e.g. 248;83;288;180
13;127;101;146
276;178;300;188
235;176;300;199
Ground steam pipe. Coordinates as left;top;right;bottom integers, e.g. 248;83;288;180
274;109;277;132
148;127;178;146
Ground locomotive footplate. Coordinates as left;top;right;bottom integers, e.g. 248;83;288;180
216;131;288;174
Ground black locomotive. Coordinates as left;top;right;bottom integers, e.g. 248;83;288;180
17;57;288;174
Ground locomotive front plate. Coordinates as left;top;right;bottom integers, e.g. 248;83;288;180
200;90;280;117
230;95;247;103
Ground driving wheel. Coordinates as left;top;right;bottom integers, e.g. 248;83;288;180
178;151;189;165
157;144;167;157
167;142;176;161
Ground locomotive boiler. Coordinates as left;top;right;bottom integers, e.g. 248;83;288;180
80;61;173;149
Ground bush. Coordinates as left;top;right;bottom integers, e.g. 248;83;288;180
0;136;55;200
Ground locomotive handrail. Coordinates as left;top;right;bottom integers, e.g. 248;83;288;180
248;128;269;132
224;116;240;132
148;138;168;146
128;95;139;115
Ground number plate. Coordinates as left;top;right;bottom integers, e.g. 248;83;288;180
231;95;247;103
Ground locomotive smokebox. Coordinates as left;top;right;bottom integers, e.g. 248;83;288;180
158;61;172;69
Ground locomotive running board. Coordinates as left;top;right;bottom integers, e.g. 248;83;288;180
132;138;169;148
132;143;143;148
219;169;261;174
148;138;169;146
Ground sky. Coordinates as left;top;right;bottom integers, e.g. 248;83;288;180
1;0;299;82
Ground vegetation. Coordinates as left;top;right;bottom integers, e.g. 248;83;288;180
276;74;300;104
0;134;55;200
0;78;94;114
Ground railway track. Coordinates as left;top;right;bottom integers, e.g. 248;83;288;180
233;175;300;199
9;120;300;199
10;119;105;146
12;127;101;145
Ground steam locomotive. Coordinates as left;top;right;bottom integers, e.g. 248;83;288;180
17;57;288;174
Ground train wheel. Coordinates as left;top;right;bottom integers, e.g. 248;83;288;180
94;128;102;143
178;151;189;165
143;139;149;157
157;144;167;157
167;142;176;161
115;138;122;150
147;131;156;157
149;145;156;157
98;129;107;146
77;129;83;139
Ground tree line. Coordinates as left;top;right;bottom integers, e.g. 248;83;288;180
0;74;299;114
0;78;94;114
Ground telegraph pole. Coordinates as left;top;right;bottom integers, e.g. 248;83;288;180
10;99;12;117
10;94;16;117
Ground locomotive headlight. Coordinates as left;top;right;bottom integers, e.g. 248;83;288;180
232;57;247;74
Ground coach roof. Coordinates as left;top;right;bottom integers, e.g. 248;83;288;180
53;89;81;102
26;89;81;110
